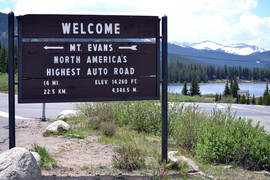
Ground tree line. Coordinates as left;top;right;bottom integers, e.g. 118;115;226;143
214;78;270;106
168;62;270;83
0;44;17;74
0;43;8;73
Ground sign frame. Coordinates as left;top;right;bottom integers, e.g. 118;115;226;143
17;14;160;103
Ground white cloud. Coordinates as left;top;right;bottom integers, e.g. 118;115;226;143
12;0;270;50
0;7;11;13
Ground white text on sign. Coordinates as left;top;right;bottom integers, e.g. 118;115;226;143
62;23;120;35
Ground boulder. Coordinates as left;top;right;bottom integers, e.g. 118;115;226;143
57;110;77;120
31;151;41;164
168;151;205;177
44;120;70;133
0;147;41;180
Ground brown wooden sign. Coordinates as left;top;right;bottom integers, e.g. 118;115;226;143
18;15;160;103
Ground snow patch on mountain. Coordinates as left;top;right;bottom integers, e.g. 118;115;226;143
171;41;265;56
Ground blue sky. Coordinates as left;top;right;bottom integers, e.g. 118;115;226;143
1;0;270;50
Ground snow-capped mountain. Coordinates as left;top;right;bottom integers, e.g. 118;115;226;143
171;41;265;56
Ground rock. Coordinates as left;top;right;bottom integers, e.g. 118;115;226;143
223;165;233;169
31;151;41;163
257;170;270;177
168;151;206;178
44;120;70;133
0;147;41;180
57;110;77;120
168;151;200;172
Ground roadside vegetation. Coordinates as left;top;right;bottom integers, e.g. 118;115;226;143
0;73;8;92
0;73;18;93
42;100;270;178
32;144;58;170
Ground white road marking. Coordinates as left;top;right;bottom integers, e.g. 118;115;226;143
0;111;31;120
215;104;225;109
233;105;270;115
232;106;250;110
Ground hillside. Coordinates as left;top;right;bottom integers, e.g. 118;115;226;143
168;43;270;69
0;12;8;46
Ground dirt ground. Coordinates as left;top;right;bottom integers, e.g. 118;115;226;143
0;120;154;179
2;120;270;179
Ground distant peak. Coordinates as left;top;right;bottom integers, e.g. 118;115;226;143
170;41;265;55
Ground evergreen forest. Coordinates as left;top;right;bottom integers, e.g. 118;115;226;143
168;62;270;83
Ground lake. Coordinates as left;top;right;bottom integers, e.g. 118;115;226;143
168;82;268;97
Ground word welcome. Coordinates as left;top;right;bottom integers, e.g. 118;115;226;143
62;23;120;35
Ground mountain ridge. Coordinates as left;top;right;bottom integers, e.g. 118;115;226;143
171;40;265;56
167;42;270;69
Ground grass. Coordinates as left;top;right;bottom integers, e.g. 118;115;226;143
32;144;57;170
199;163;269;179
168;93;215;103
0;73;8;92
0;73;18;93
80;166;89;170
113;142;146;171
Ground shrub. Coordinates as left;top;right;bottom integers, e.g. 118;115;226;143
100;122;117;137
167;161;189;173
112;101;161;135
88;116;103;130
78;101;161;135
77;102;114;121
78;101;270;171
170;104;270;171
169;103;208;150
218;95;235;103
195;109;270;171
113;143;146;171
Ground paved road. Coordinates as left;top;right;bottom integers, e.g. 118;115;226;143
1;92;270;144
0;93;77;143
183;102;270;131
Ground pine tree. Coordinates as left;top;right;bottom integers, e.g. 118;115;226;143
251;94;256;105
215;93;219;102
223;80;230;96
190;78;201;96
263;83;270;105
246;94;250;104
236;94;240;103
230;78;239;98
259;96;263;105
181;81;189;95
